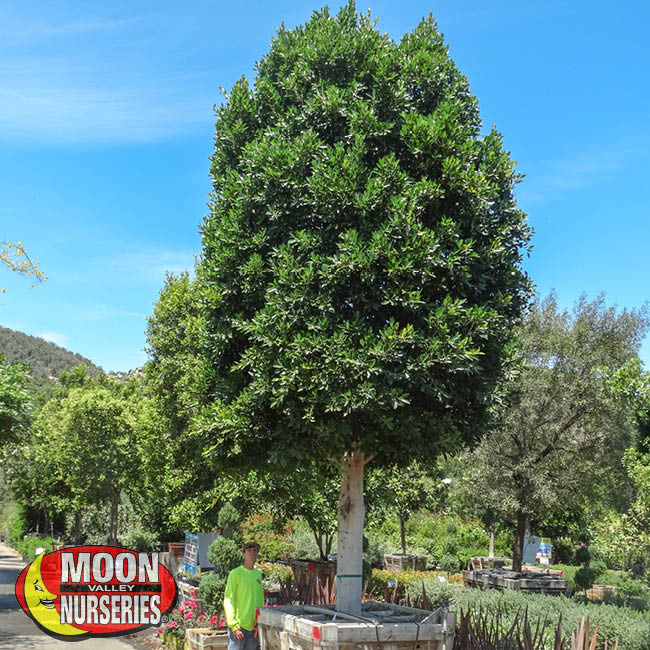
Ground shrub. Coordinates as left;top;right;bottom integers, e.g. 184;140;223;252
15;535;55;559
574;567;597;594
552;537;575;565
208;537;241;573
198;572;228;615
451;588;650;650
258;561;293;585
286;518;327;560
0;499;18;543
120;527;160;553
404;574;462;608
439;554;460;575
240;513;294;561
9;503;27;547
575;545;590;566
218;503;240;534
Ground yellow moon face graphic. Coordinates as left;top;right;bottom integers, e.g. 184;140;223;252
24;553;89;637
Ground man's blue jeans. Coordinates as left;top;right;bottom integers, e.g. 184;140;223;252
228;628;258;650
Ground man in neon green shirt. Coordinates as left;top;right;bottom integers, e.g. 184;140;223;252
224;541;264;650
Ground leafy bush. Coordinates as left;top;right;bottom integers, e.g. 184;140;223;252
198;572;228;615
9;503;27;547
443;537;458;556
208;536;241;573
589;510;650;570
439;554;460;575
218;503;240;534
240;513;294;561
552;537;575;564
15;535;55;559
366;568;463;604
0;499;18;543
120;527;160;552
285;518;324;560
451;588;650;650
574;567;597;593
258;561;293;586
575;545;590;566
404;574;463;608
611;574;650;611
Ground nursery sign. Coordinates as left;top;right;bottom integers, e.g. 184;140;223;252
15;545;178;641
184;532;199;574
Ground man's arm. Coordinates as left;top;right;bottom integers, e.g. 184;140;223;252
223;570;241;634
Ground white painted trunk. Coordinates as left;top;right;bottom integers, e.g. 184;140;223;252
336;451;365;615
488;530;494;559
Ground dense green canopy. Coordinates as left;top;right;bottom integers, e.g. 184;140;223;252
194;2;531;473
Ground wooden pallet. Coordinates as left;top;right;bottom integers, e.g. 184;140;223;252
384;554;426;572
186;628;229;650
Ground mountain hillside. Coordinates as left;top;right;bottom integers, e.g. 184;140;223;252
0;326;103;385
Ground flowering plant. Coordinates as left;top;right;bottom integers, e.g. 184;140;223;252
158;602;226;641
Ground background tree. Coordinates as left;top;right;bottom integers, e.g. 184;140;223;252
159;2;531;613
0;356;31;444
462;293;648;571
366;461;436;556
33;383;141;544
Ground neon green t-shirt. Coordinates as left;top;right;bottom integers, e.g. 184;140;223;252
223;565;264;631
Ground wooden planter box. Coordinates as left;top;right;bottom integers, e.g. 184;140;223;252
463;569;568;596
384;554;426;572
186;628;229;650
586;584;616;601
259;602;454;650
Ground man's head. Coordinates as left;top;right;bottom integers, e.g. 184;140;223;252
241;542;260;567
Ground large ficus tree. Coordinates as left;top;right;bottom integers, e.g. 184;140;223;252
195;2;530;613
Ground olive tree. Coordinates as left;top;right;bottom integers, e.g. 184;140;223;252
463;293;648;571
188;2;530;613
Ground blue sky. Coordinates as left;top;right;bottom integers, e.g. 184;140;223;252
1;0;649;372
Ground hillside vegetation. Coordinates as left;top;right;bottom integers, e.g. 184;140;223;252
0;326;102;393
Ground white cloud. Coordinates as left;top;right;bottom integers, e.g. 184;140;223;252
37;331;68;347
73;304;146;322
518;134;650;207
105;250;196;285
0;5;218;144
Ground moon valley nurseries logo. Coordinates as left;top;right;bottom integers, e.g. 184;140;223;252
15;545;178;641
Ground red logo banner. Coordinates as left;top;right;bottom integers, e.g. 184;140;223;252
15;545;178;641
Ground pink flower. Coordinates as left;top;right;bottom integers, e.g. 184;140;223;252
187;600;198;609
157;628;163;635
185;611;193;620
209;615;217;625
179;607;185;614
171;621;178;629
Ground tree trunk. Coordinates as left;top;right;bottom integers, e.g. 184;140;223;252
512;510;526;572
324;533;333;559
313;529;325;560
399;514;406;555
336;451;365;615
109;490;119;545
74;510;83;545
488;527;494;560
